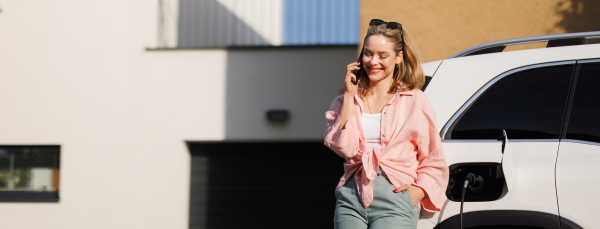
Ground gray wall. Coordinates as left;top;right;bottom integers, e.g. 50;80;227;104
223;46;357;140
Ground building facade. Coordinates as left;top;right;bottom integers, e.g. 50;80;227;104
0;0;357;228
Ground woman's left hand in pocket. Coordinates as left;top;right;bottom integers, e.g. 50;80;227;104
394;184;425;207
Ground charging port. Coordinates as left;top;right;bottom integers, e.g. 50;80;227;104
446;163;506;202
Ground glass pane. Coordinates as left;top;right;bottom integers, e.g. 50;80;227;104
566;63;600;143
0;146;59;201
422;76;433;91
449;65;573;139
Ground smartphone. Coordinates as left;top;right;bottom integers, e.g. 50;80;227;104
352;47;364;85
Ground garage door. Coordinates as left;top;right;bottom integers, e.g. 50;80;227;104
188;142;345;229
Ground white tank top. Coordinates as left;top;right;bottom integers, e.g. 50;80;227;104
361;113;382;150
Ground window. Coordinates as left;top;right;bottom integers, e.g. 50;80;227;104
422;76;433;91
0;146;60;202
565;62;600;143
447;65;574;139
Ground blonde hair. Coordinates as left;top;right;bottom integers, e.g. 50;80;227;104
358;23;425;98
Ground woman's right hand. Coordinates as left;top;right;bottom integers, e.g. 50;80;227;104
339;62;360;127
344;62;361;96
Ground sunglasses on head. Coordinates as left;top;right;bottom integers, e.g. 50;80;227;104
369;19;403;36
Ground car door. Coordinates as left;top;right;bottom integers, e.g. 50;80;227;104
555;59;600;229
428;61;575;229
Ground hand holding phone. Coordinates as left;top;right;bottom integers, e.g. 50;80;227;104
352;48;364;85
344;62;361;96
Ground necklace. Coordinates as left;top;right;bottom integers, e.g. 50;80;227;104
366;94;389;114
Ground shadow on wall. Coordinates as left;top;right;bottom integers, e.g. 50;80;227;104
552;0;600;33
178;0;269;48
224;46;356;140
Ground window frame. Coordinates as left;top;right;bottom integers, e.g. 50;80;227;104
441;60;577;141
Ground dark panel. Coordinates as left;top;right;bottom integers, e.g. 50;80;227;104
0;191;59;202
0;146;60;169
188;142;346;229
546;38;585;48
433;210;570;229
465;46;506;56
449;65;574;139
565;63;600;143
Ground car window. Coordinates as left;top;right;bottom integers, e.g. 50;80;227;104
447;65;574;139
565;63;600;143
422;76;433;91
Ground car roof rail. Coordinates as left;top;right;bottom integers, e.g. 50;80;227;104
449;31;600;58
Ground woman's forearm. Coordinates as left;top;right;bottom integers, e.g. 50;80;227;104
338;93;356;127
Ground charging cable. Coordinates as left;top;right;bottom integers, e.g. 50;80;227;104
460;173;484;229
460;177;470;229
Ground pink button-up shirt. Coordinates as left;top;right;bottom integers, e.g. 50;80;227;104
324;88;449;212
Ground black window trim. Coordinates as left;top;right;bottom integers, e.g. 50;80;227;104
441;60;577;141
559;58;600;146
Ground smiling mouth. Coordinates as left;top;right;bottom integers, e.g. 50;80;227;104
368;67;382;73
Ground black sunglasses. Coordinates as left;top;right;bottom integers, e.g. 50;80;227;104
369;19;403;36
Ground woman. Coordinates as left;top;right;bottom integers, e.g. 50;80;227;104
324;19;449;229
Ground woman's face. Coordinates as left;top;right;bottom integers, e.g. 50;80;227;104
362;34;403;83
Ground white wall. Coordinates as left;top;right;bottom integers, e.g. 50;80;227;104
0;1;355;228
0;1;225;228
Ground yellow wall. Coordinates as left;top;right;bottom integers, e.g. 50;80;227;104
360;0;600;62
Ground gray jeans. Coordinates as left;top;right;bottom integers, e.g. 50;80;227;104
334;171;419;229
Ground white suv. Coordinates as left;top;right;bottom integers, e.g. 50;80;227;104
417;31;600;229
